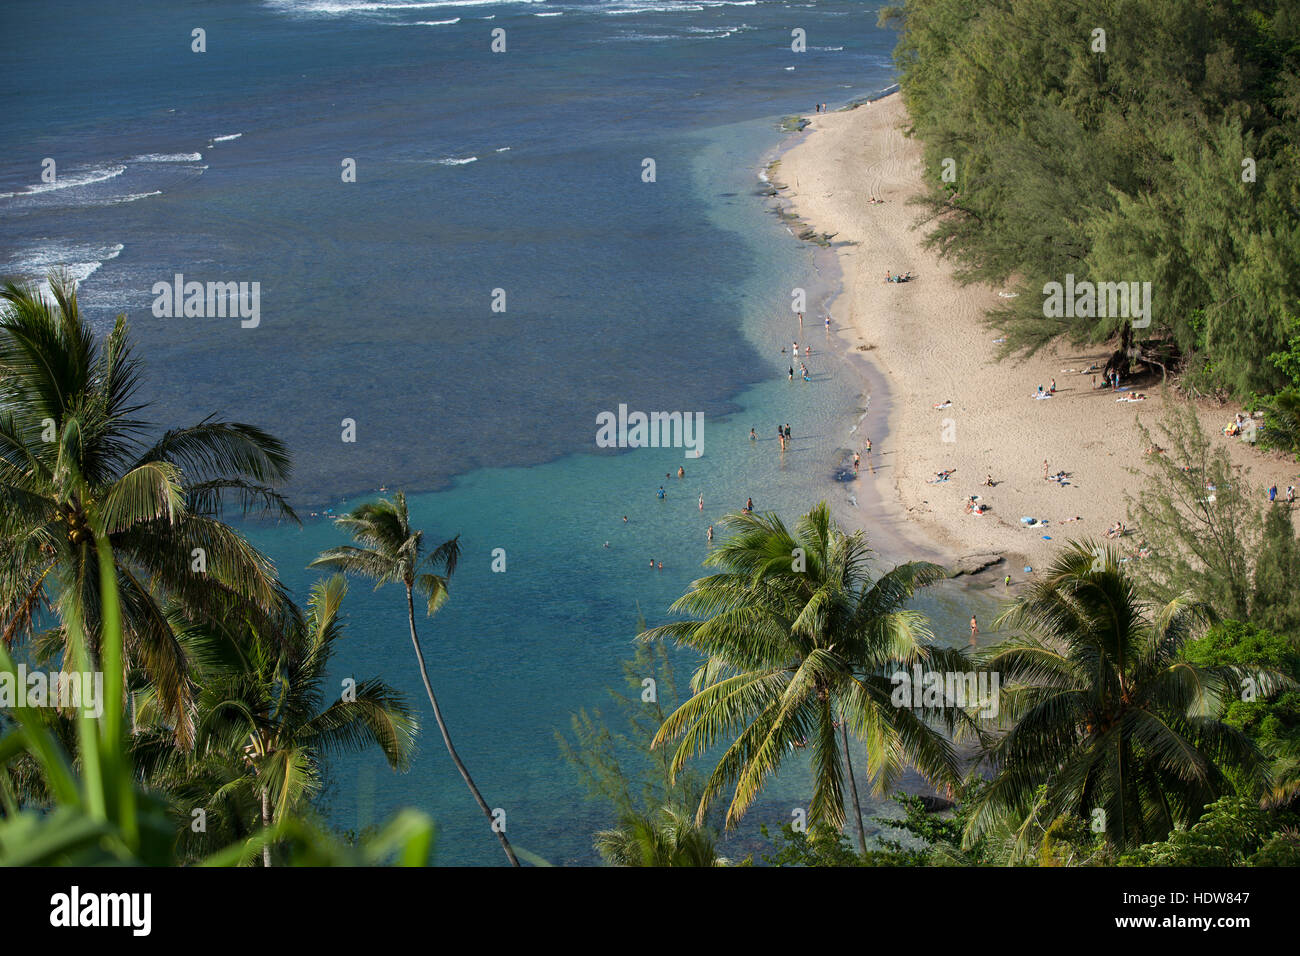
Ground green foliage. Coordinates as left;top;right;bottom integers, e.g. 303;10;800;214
1251;504;1300;635
641;502;971;843
0;533;433;866
0;274;296;745
888;0;1300;404
1127;403;1261;620
1123;795;1300;866
594;804;732;867
761;823;903;867
136;575;420;864
1186;619;1300;807
967;542;1265;857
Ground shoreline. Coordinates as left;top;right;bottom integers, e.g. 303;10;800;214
773;92;1298;575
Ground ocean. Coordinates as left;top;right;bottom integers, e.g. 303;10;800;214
0;0;1003;864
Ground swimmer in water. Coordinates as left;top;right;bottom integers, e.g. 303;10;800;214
750;428;756;441
707;524;714;543
677;466;685;479
698;493;704;510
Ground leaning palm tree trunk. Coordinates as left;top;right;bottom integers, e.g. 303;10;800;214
406;586;520;867
841;721;867;855
261;788;272;867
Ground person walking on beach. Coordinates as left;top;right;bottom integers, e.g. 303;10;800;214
969;615;979;646
1269;484;1278;503
798;311;804;329
853;451;861;473
865;437;872;455
825;315;831;332
1288;485;1296;504
785;424;792;440
1043;459;1050;480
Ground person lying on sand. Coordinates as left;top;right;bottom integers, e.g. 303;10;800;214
926;469;955;483
1104;521;1126;539
933;400;953;409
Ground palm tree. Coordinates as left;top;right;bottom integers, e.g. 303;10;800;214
135;575;418;865
310;492;520;866
642;503;967;851
0;273;295;746
965;541;1265;856
594;805;728;866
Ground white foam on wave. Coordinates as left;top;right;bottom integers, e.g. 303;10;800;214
429;156;478;166
0;164;126;199
495;146;511;152
605;5;704;14
130;152;203;163
600;0;755;11
534;10;562;15
265;0;543;15
399;17;460;23
4;240;125;298
210;133;244;143
98;190;165;205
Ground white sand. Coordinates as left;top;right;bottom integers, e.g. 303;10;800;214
776;93;1297;571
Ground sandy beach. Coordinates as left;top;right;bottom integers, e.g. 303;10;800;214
775;93;1298;573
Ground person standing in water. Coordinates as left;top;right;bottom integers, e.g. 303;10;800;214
750;427;757;441
745;496;754;513
707;524;714;544
969;615;979;645
698;493;704;511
